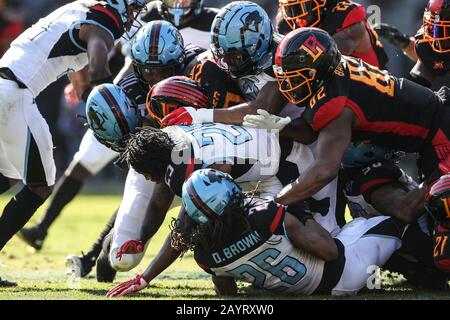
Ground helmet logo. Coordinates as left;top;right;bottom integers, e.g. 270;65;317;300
301;35;326;62
441;198;450;218
241;10;263;33
87;106;107;132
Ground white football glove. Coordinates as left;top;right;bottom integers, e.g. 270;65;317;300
243;109;291;130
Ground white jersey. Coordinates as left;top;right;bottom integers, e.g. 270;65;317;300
162;124;281;196
195;200;325;295
0;1;123;96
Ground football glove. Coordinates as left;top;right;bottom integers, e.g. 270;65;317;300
373;23;411;49
107;274;149;297
115;240;144;261
243;109;291;130
64;83;79;107
161;107;213;126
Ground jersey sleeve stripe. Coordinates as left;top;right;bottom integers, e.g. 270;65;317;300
346;99;431;139
91;4;122;33
359;178;392;194
270;205;286;234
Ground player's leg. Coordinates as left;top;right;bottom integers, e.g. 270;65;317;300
19;130;118;250
0;84;55;252
331;216;405;296
109;168;155;272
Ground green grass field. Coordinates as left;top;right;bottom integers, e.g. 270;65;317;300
0;193;449;300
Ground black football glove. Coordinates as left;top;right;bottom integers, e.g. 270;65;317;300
373;23;411;49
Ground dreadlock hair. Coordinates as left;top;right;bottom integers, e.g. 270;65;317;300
118;127;175;180
170;192;253;257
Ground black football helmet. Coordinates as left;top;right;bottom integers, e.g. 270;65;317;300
425;174;450;229
147;76;210;124
157;0;203;27
279;0;338;30
423;0;450;53
273;27;341;105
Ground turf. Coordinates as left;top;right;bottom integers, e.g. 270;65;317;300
0;194;449;300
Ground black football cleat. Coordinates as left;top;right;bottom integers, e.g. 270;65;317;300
96;232;116;283
18;226;47;251
0;277;17;287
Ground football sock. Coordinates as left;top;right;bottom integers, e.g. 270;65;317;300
0;187;45;250
88;210;117;258
38;175;83;232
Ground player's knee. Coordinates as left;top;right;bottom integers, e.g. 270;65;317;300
28;185;53;200
109;247;142;272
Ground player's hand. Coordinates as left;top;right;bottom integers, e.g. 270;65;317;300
161;107;214;126
372;23;411;49
106;274;149;298
243;109;291;130
64;83;80;107
116;240;144;261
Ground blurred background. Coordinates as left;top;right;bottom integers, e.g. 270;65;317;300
0;0;445;188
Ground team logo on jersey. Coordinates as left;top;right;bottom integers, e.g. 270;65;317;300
301;35;326;62
239;77;260;100
241;10;263;33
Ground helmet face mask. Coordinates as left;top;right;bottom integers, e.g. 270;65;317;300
423;8;450;53
273;64;317;104
159;0;203;27
280;0;327;30
131;20;185;86
211;47;255;79
210;1;273;79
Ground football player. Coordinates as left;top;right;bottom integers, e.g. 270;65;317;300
374;0;450;88
83;79;341;281
243;28;450;214
106;168;406;297
0;0;145;287
18;20;205;254
277;0;388;69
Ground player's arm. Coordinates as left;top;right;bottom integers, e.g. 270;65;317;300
213;81;287;124
284;211;338;261
280;117;318;145
370;184;427;224
333;22;371;55
107;207;185;298
162;81;287;126
139;182;175;244
409;60;436;87
79;24;115;84
276;109;353;205
68;66;91;102
373;23;417;61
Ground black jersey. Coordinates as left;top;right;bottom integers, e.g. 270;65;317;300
190;57;246;109
302;56;443;153
276;0;388;69
415;29;450;76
